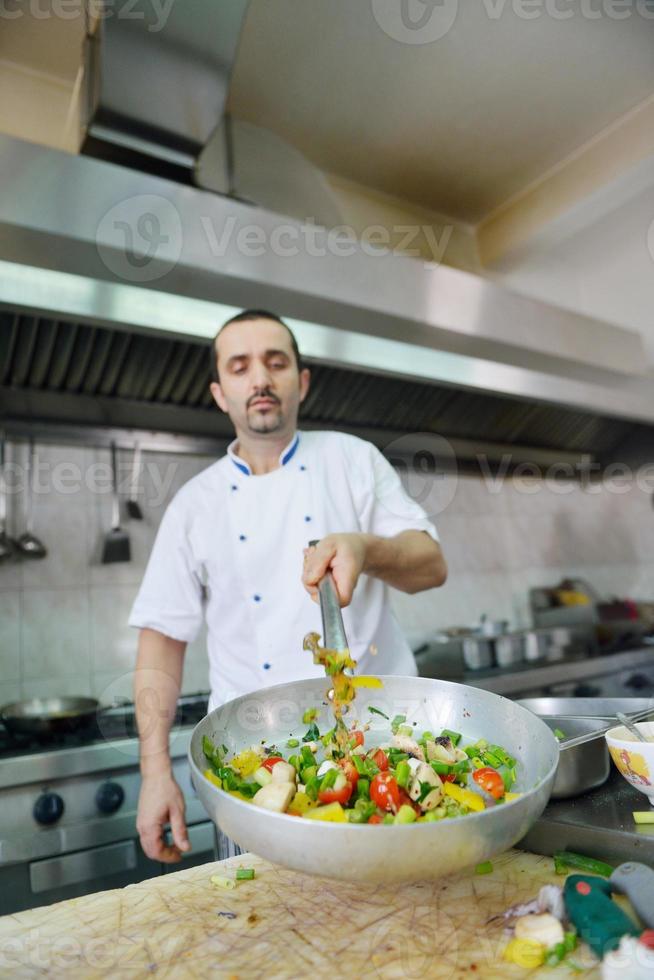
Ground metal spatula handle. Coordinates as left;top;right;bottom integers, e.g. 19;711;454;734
309;539;349;652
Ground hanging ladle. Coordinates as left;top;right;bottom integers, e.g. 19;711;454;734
0;436;17;563
16;436;47;559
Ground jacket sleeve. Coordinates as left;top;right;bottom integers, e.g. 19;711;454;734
352;438;439;541
128;498;204;643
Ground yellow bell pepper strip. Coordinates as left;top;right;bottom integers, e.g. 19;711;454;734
503;938;546;968
443;782;485;812
351;675;384;689
504;792;522;802
305;801;347;822
203;769;222;789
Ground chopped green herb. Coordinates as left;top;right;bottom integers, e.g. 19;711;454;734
368;706;390;720
475;861;493;875
202;735;224;773
286;738;299;748
553;728;566;741
235;868;256;881
302;722;320;743
417;781;434;803
390;714;406;734
440;729;462;746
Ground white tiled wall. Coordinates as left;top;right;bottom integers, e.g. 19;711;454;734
0;443;213;707
1;441;653;705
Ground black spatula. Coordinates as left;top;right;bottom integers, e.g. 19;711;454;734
126;441;143;520
101;442;131;564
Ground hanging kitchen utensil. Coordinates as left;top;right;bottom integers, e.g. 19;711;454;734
15;437;47;559
0;436;17;563
101;442;131;564
126;440;143;520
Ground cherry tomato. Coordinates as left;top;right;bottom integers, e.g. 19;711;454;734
338;759;359;787
318;782;353;806
350;730;365;747
441;773;456;783
370;772;400;812
261;756;284;772
473;767;505;800
367;813;383;824
371;748;389;772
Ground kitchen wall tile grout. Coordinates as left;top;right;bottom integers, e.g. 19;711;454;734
5;442;654;694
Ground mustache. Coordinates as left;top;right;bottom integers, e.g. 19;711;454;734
247;390;281;408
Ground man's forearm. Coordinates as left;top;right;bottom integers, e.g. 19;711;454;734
362;530;447;593
134;628;186;778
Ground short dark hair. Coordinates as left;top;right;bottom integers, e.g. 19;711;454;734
209;309;302;383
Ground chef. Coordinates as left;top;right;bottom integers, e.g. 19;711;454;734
129;309;447;862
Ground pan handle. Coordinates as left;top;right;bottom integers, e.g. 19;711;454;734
308;539;349;652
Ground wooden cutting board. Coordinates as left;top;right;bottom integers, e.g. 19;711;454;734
0;849;601;979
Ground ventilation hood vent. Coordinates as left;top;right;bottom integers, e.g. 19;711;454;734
0;135;653;472
0;314;650;472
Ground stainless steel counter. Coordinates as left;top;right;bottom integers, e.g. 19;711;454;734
520;769;654;867
417;644;654;698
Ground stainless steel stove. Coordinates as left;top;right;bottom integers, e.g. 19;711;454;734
0;694;214;915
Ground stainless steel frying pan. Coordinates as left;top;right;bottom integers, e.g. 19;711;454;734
189;676;559;883
0;696;101;737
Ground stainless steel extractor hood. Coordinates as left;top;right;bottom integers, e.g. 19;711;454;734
0;135;652;470
82;0;250;179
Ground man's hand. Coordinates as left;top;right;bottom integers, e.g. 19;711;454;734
302;533;368;607
136;771;191;864
303;531;446;603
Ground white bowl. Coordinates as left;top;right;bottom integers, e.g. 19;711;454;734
605;722;654;806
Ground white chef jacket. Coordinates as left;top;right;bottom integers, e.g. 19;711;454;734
129;430;438;710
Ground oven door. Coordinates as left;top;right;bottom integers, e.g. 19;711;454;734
0;818;215;915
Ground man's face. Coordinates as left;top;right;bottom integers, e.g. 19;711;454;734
210;318;310;436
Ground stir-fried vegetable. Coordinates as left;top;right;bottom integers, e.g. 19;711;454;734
201;633;521;824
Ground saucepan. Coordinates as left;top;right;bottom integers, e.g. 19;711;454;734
189;675;560;883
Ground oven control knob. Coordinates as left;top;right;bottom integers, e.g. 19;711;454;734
33;792;64;826
624;673;652;691
95;781;125;815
